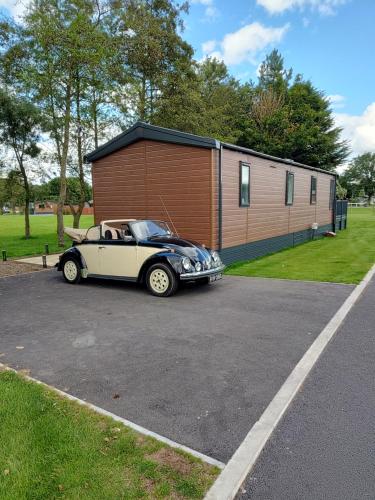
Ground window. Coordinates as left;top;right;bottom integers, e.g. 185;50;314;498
310;176;317;204
239;162;250;207
285;171;294;206
329;178;335;209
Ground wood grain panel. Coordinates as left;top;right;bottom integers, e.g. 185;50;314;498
221;148;335;249
91;139;215;247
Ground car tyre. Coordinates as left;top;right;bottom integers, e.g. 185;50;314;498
146;262;178;297
62;258;81;284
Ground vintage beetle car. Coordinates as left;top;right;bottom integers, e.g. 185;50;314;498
57;219;225;297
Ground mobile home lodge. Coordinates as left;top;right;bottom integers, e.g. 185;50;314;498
85;122;346;264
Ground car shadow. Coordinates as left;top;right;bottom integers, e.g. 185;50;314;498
57;274;222;298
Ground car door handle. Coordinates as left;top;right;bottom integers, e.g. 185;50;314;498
99;246;106;249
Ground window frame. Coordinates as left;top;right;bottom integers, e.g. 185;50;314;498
329;178;336;210
310;176;317;205
285;171;295;206
239;162;250;207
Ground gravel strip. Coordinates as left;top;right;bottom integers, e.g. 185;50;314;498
0;261;45;278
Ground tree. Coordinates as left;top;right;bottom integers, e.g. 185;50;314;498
258;49;292;94
0;0;116;245
43;176;92;208
154;58;245;143
342;153;375;203
0;91;44;237
238;50;349;170
116;0;192;123
287;80;349;170
4;170;25;214
335;180;347;200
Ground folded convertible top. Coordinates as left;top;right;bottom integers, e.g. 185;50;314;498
64;227;88;243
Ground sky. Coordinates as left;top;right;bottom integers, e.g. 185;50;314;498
0;0;374;163
185;0;375;161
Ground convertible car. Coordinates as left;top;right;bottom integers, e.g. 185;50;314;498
57;219;225;297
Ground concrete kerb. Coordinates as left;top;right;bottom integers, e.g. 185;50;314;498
205;264;375;500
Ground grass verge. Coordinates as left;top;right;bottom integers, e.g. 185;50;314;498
0;214;94;258
0;369;219;499
226;208;375;284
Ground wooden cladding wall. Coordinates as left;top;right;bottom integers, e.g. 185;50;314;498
221;148;334;249
92;140;216;248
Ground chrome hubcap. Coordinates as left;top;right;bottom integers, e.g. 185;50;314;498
150;269;169;293
64;260;78;281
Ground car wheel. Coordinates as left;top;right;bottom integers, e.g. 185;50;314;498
146;262;178;297
62;258;81;284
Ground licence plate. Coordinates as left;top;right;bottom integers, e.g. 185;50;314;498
210;273;222;283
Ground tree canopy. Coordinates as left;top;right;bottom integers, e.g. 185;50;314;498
341;153;375;202
0;90;44;236
0;4;354;228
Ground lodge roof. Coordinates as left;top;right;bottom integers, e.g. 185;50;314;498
85;121;336;176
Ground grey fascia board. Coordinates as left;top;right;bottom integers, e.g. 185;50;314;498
221;142;337;176
85;121;337;178
85;122;218;162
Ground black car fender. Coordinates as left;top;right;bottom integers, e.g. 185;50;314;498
138;251;184;283
57;247;86;271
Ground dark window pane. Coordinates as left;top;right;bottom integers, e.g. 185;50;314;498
240;163;250;206
310;176;317;204
286;172;294;205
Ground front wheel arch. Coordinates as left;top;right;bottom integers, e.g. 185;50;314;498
138;254;181;284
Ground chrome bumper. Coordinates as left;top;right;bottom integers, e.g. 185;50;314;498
180;264;225;280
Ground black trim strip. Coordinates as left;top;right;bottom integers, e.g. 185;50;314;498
87;273;138;282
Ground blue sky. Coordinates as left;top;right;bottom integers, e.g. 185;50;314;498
1;0;374;159
184;0;374;115
184;0;375;158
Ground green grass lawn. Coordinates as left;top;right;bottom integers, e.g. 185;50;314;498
0;214;94;258
0;370;219;500
226;208;375;284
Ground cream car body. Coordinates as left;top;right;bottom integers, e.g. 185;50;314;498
57;219;225;297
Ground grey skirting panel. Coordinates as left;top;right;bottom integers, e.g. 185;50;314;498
220;223;333;265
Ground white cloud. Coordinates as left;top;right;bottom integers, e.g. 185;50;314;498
201;21;289;66
257;0;347;15
0;0;28;18
201;40;217;54
192;0;219;20
335;103;375;157
327;94;346;109
302;16;310;26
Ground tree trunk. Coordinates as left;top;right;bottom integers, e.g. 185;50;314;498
73;75;85;230
69;204;84;228
92;90;99;149
139;76;146;120
19;158;30;239
24;187;30;239
57;83;72;246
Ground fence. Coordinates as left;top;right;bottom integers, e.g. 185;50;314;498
335;200;348;231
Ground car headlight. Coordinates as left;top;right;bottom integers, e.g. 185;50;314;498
211;251;221;266
182;257;192;271
195;261;202;272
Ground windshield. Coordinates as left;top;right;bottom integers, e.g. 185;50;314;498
130;220;172;240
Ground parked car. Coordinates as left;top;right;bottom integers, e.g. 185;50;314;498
57;219;225;297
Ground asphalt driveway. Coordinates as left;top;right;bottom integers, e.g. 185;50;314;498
0;271;353;462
